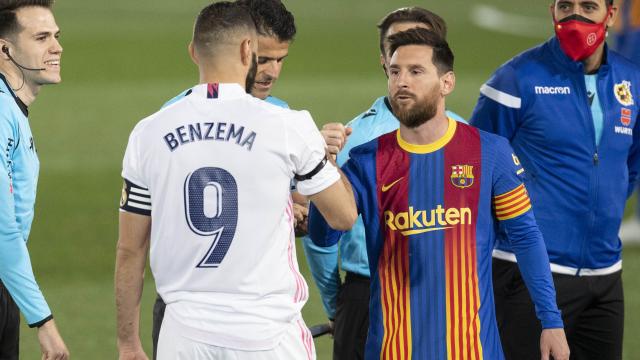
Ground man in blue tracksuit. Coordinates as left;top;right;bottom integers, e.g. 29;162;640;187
0;1;68;358
302;7;465;359
471;1;640;359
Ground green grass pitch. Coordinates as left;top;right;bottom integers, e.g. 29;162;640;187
15;0;640;358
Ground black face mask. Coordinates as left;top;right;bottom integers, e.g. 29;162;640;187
559;13;596;24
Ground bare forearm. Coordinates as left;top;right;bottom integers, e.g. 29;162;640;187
115;244;147;347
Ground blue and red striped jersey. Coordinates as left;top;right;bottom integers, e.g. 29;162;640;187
310;118;562;359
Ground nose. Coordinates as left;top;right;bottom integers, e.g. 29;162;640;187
265;60;280;77
396;71;410;89
51;38;63;55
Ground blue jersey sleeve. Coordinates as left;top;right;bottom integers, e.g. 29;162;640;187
0;105;51;326
300;237;340;319
471;64;521;140
627;111;640;197
308;157;364;247
491;137;563;329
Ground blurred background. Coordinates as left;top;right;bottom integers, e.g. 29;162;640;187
18;0;640;358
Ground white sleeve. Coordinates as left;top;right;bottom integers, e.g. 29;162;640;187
121;124;148;188
286;111;340;196
120;124;152;215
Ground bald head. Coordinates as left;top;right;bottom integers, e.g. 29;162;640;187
192;1;257;59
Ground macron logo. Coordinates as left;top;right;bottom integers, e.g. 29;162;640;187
534;86;571;95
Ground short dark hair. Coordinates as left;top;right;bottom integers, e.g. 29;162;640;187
0;0;54;38
377;7;447;55
193;1;256;55
387;27;454;75
237;0;296;42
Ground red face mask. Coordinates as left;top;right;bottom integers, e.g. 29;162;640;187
553;7;611;61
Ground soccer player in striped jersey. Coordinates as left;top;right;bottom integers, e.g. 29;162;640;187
115;3;356;359
0;1;68;358
302;8;466;359
309;28;570;360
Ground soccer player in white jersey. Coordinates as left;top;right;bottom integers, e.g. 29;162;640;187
115;2;357;360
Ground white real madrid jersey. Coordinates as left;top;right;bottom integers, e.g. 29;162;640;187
120;83;339;350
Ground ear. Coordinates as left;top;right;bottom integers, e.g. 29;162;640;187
606;5;619;28
380;54;390;78
440;71;456;97
240;38;252;66
188;41;199;65
0;39;10;60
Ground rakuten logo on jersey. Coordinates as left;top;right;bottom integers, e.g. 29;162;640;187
534;86;571;95
384;205;472;236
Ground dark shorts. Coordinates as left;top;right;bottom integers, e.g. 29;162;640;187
152;294;166;360
0;281;19;360
493;258;624;360
333;272;370;360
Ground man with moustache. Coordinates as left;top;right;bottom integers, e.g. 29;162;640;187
115;2;357;359
309;28;570;360
302;7;466;359
471;0;640;358
0;0;68;358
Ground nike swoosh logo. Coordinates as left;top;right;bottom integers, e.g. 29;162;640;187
381;177;404;192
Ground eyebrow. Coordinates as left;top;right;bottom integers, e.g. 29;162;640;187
258;55;288;61
33;30;61;37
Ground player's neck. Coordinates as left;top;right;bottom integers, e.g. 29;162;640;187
399;110;449;146
198;64;247;89
582;44;605;74
0;67;38;106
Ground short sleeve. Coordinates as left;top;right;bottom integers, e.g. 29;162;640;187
120;124;152;215
287;111;340;196
121;125;148;189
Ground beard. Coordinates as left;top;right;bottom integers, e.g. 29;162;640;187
245;53;258;93
390;83;440;128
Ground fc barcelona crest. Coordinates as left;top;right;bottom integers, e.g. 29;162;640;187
451;165;474;189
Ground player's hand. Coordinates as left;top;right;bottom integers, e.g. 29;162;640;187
321;123;352;160
329;319;335;338
37;319;69;360
293;203;309;236
118;350;149;360
540;328;569;360
117;342;149;360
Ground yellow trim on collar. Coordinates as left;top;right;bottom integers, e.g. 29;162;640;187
396;117;457;154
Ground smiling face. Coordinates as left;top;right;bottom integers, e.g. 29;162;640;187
251;35;289;100
9;6;62;85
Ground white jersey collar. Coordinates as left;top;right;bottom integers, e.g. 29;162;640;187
190;83;247;100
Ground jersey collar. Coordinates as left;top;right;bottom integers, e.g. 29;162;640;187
191;83;248;100
396;117;457;154
548;36;611;75
0;73;28;116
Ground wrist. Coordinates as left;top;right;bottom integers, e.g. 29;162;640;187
32;315;54;329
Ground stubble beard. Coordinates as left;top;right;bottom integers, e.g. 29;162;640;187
390;83;441;129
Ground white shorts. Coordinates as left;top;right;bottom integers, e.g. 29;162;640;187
157;313;316;360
